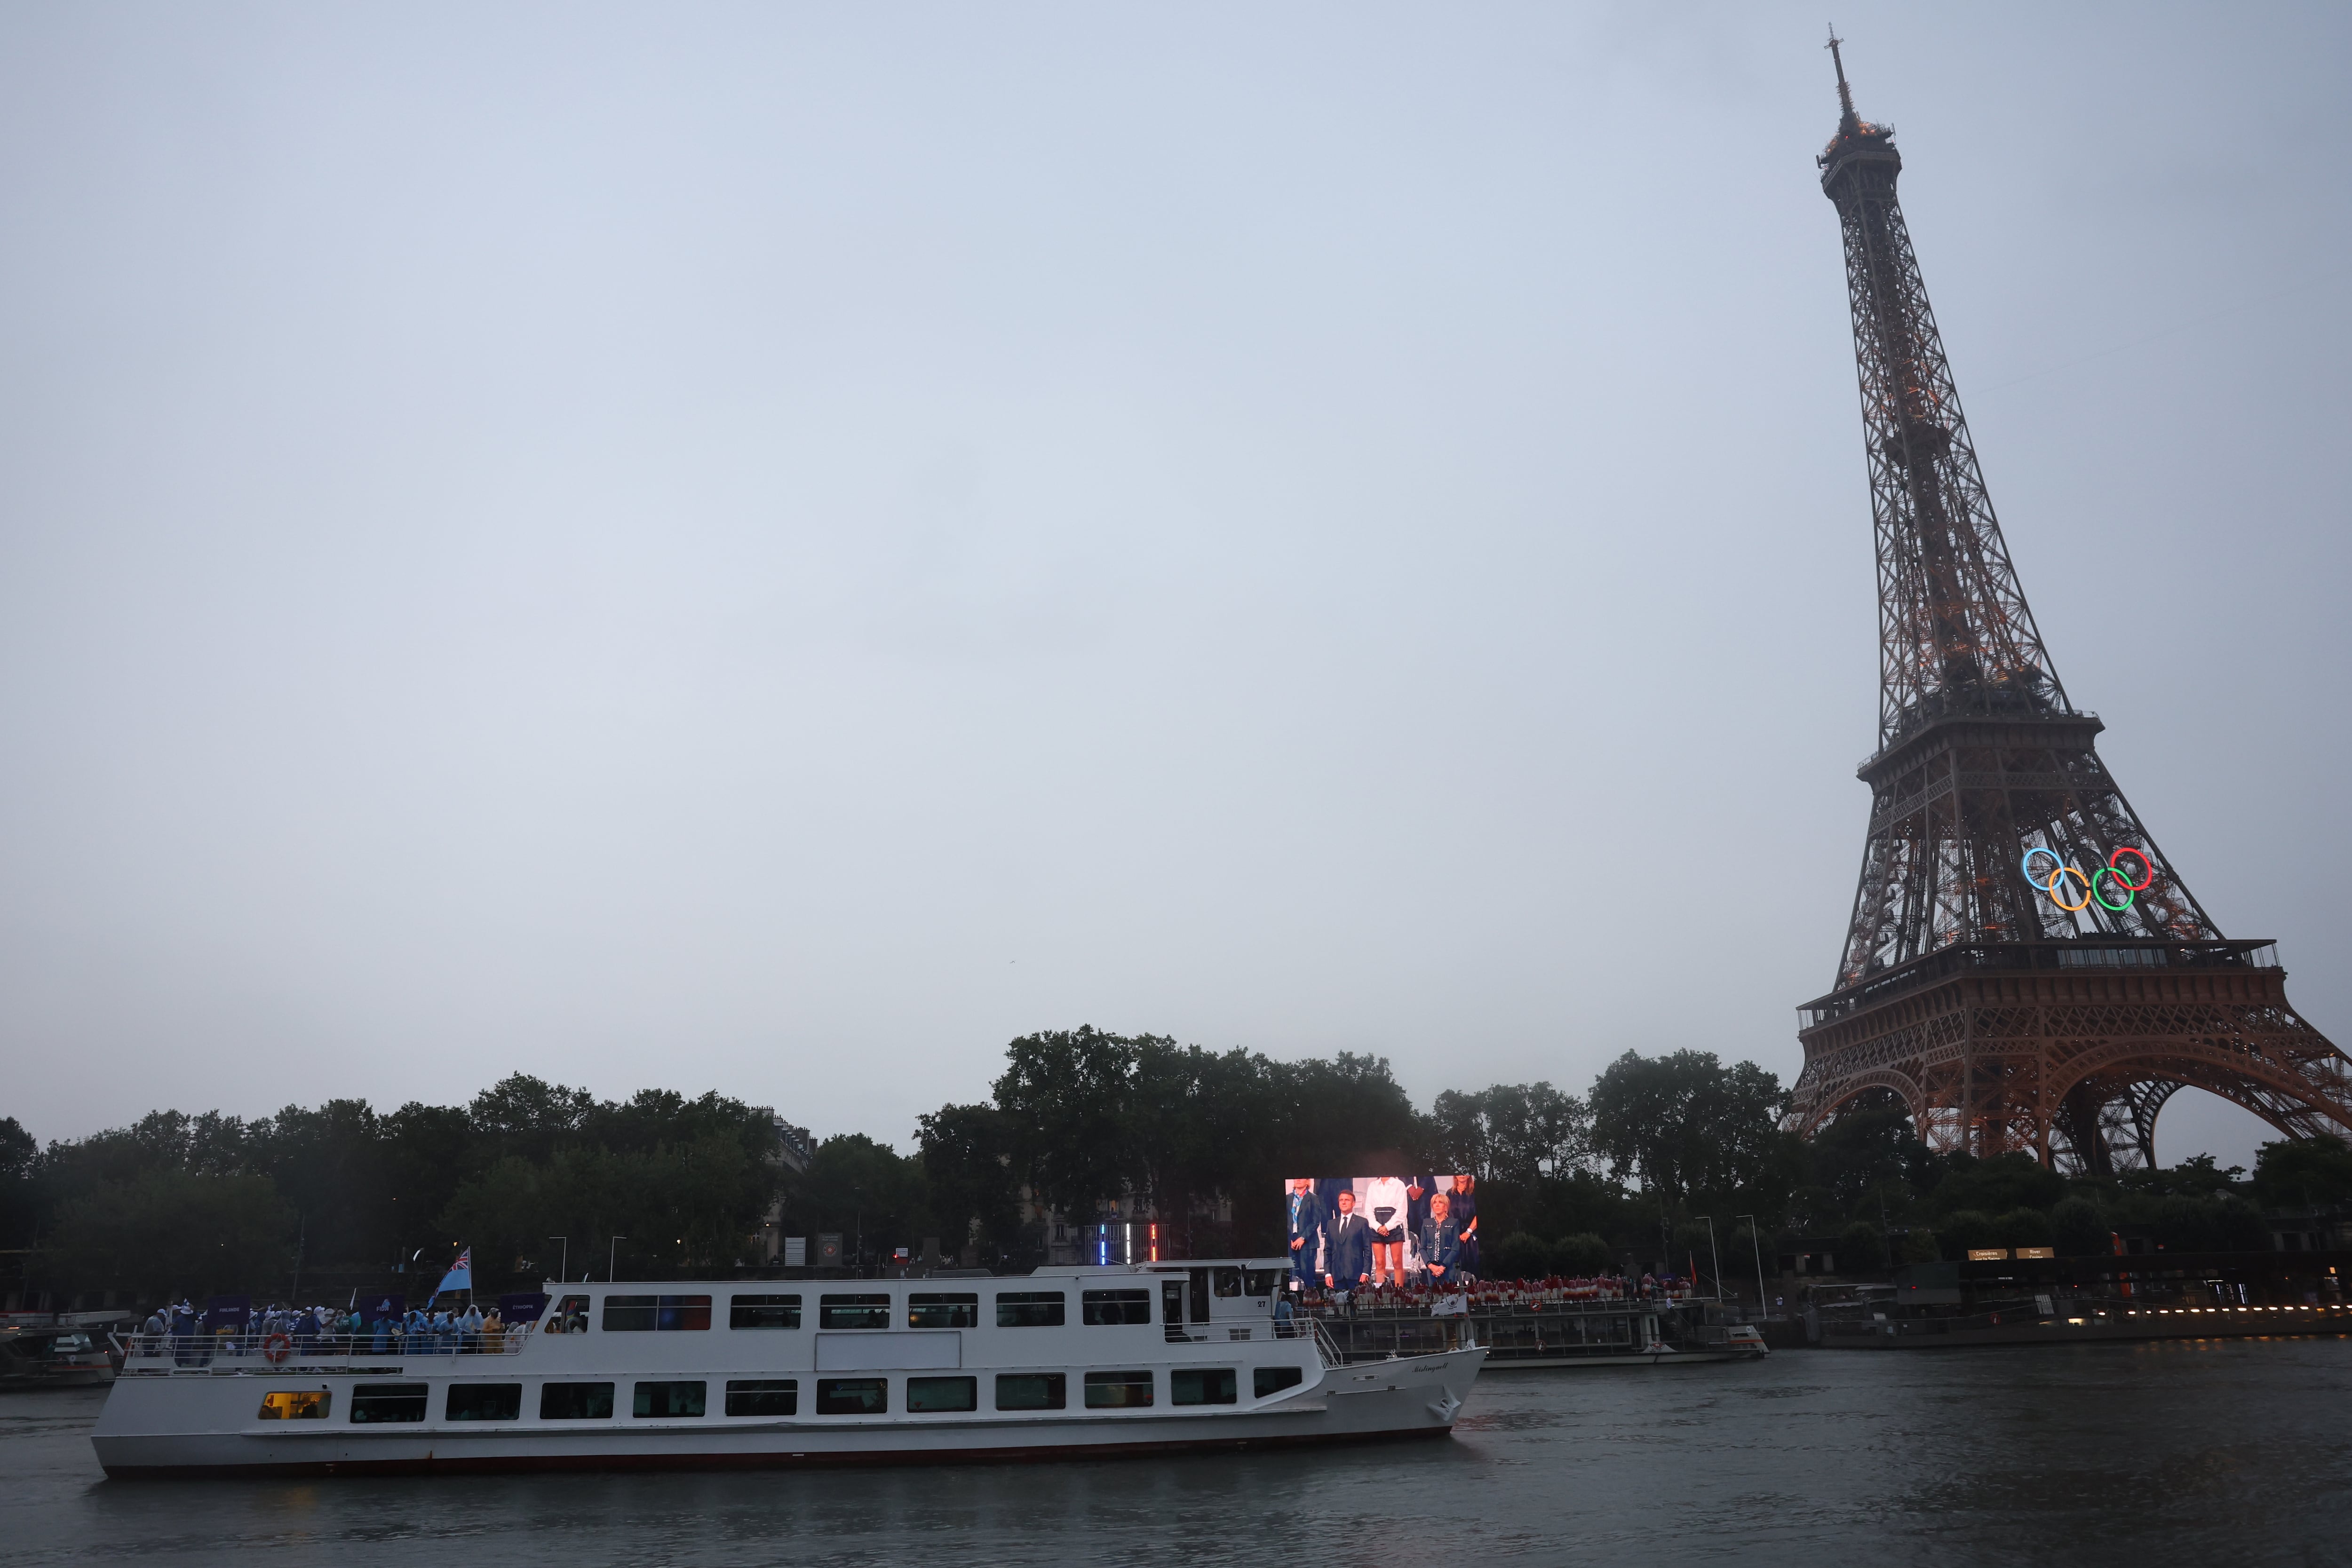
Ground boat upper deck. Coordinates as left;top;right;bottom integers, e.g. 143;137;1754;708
119;1260;1329;1377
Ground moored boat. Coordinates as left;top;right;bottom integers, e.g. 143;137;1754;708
91;1259;1483;1477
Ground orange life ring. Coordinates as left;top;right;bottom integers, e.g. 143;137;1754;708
262;1332;293;1364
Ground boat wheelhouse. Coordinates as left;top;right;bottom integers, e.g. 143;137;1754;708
91;1259;1483;1477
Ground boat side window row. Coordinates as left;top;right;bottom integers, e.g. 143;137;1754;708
566;1290;1146;1333
318;1365;1306;1424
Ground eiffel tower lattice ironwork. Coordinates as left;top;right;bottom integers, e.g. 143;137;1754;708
1785;35;2352;1172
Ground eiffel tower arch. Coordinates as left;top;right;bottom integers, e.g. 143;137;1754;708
1785;37;2352;1174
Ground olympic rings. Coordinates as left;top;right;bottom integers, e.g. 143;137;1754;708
2020;846;2155;913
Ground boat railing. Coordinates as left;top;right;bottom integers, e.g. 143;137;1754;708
120;1330;530;1367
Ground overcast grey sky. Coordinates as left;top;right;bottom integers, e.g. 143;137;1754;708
2;4;2345;1168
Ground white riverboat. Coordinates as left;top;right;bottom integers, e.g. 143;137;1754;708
92;1260;1484;1477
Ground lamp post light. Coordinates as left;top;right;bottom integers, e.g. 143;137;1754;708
547;1237;568;1285
610;1237;627;1283
1738;1214;1768;1316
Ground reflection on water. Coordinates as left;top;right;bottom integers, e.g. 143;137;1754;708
9;1337;2352;1567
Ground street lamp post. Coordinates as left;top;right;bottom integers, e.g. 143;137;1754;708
547;1236;568;1285
1738;1214;1768;1315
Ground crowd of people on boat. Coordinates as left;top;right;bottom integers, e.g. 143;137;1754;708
1293;1270;1696;1316
135;1298;525;1356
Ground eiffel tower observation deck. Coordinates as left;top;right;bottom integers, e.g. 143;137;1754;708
1785;35;2352;1172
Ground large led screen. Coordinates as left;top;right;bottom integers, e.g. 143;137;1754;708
1283;1175;1480;1290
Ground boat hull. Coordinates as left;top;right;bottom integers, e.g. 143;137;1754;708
93;1348;1484;1479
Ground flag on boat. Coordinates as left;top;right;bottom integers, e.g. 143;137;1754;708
435;1247;473;1296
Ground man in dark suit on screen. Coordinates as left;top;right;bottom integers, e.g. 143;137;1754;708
1321;1188;1372;1298
1286;1179;1327;1292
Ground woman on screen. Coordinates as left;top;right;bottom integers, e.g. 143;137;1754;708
1362;1173;1409;1288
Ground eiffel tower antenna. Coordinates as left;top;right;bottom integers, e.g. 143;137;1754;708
1826;26;1857;130
1788;39;2352;1171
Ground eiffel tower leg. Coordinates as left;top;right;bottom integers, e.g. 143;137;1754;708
2053;1083;2114;1177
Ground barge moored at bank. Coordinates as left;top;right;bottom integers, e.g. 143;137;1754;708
92;1260;1483;1477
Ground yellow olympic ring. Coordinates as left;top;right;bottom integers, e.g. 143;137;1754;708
2045;865;2092;912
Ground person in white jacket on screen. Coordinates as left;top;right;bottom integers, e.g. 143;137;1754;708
1360;1174;1410;1287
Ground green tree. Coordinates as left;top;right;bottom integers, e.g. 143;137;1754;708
1426;1083;1590;1186
916;1103;1024;1263
0;1116;36;1249
2051;1197;2111;1257
468;1074;595;1165
39;1170;294;1302
796;1134;933;1266
440;1131;776;1286
1836;1220;1888;1272
248;1099;391;1269
1925;1153;2065;1220
1554;1232;1613;1275
1488;1232;1553;1280
377;1102;473;1274
2251;1138;2352;1209
2118;1152;2246;1201
1587;1050;1793;1218
1808;1099;1928;1216
992;1028;1143;1220
1939;1209;1998;1256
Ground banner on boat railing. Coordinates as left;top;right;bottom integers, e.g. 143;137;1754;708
1282;1175;1479;1291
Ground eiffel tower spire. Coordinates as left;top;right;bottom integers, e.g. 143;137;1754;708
1788;40;2352;1170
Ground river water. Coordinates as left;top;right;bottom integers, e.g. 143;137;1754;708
8;1337;2349;1567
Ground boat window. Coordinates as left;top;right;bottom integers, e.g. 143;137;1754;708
725;1379;798;1417
600;1294;708;1331
445;1384;522;1422
601;1295;657;1332
906;1293;978;1329
349;1383;429;1424
1213;1268;1242;1299
995;1292;1065;1328
1244;1270;1284;1297
540;1381;616;1420
814;1378;888;1416
1081;1289;1151;1326
543;1294;591;1334
633;1380;707;1418
256;1390;331;1421
819;1294;893;1330
730;1294;803;1330
1172;1368;1237;1406
656;1296;712;1331
906;1375;977;1413
1254;1365;1304;1398
1082;1370;1153;1409
995;1373;1066;1410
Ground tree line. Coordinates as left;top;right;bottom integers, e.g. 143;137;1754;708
7;1029;2348;1306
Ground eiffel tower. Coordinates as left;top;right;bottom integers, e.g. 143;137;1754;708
1785;35;2352;1172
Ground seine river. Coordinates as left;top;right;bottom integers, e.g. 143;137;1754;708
9;1337;2348;1567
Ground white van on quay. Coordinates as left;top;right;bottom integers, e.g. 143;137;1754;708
92;1260;1484;1477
